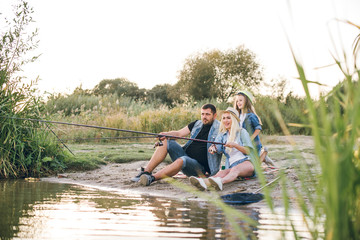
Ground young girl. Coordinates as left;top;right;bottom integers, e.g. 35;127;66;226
189;107;255;191
234;90;275;166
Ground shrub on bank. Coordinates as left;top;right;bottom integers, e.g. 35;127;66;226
43;93;310;140
0;1;70;178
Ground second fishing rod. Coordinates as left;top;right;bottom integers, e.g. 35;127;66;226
5;116;226;146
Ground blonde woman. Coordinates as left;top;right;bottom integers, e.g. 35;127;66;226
190;107;255;191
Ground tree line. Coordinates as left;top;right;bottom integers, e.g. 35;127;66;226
67;45;263;107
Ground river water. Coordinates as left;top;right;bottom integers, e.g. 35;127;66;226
0;180;311;239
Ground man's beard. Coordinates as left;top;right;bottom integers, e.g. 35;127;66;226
202;118;214;126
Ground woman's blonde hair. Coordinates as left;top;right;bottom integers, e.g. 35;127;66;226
219;112;241;143
233;93;262;125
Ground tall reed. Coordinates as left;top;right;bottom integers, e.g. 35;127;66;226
277;21;360;239
0;1;70;178
0;88;71;178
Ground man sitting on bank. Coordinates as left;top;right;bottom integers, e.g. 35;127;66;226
131;104;222;186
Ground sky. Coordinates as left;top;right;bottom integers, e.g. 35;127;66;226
1;0;359;98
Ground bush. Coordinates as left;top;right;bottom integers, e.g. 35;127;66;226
0;1;70;178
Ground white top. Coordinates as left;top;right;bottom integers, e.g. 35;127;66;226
240;113;247;127
226;144;247;166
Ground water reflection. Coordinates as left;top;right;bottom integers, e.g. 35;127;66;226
256;207;322;239
0;180;261;239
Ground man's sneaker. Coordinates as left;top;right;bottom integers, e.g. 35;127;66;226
189;176;207;191
139;173;155;186
208;176;223;191
131;167;149;182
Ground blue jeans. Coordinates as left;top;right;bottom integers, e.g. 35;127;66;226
167;140;206;177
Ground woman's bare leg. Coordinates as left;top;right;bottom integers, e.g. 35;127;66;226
204;169;230;186
214;169;231;178
222;161;254;184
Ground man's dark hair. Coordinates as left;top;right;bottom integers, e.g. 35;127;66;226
202;104;217;114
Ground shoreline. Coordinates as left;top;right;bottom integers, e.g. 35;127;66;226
41;135;314;208
41;160;280;208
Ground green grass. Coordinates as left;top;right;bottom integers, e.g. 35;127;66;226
63;143;171;171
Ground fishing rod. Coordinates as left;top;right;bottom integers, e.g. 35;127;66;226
60;136;156;142
2;121;153;142
3;116;226;145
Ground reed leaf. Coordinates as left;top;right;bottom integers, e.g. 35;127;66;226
284;23;360;239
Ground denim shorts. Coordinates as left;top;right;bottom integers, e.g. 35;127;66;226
229;157;250;168
167;140;206;177
229;157;256;177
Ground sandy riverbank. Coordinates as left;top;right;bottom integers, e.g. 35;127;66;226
42;135;315;208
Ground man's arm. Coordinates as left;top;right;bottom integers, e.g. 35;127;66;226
159;126;190;140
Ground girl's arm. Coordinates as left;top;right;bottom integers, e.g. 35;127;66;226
248;113;262;140
251;129;261;141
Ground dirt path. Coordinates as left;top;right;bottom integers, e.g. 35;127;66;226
42;135;315;207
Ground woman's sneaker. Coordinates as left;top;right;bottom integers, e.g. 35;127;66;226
189;176;207;191
208;177;223;191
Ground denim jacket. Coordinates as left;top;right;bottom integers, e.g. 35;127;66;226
242;113;262;154
214;128;253;169
182;119;221;175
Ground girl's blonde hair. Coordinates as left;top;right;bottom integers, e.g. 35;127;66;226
219;112;241;143
233;93;262;125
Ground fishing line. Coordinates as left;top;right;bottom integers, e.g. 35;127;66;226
44;122;75;156
1;117;75;155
